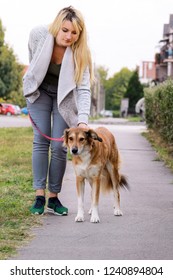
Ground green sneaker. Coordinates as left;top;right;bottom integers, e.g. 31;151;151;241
30;196;45;215
47;197;68;216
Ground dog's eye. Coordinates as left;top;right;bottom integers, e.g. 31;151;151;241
69;137;73;141
79;137;85;142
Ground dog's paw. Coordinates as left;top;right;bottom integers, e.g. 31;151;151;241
90;215;100;223
88;208;92;215
75;215;85;222
114;209;123;216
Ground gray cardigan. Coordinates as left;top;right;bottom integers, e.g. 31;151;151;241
23;25;91;127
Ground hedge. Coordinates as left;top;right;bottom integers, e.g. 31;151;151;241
144;80;173;145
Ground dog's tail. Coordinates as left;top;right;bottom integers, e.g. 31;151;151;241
119;174;129;190
101;170;129;193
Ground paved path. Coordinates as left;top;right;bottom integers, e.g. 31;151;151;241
9;121;173;260
0;115;31;127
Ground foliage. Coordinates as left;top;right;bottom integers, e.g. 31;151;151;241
0;20;5;47
0;19;24;103
143;130;173;170
6;89;27;108
96;65;109;86
124;70;144;113
98;67;133;111
145;79;173;145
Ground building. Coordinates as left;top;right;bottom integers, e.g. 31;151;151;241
155;14;173;82
140;61;156;84
139;14;173;85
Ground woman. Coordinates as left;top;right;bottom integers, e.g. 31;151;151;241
23;6;94;215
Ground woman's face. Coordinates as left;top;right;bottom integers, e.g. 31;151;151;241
55;20;79;47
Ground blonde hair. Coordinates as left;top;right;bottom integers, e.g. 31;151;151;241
49;6;94;85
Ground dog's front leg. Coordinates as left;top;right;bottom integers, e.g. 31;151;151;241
75;176;85;222
90;178;100;223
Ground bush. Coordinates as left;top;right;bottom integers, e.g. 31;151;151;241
145;80;173;144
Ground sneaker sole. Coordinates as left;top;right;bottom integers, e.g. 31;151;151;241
31;211;45;215
46;207;68;216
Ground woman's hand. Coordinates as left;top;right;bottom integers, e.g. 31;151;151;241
77;123;88;128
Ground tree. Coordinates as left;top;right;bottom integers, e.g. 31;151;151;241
124;70;144;113
104;68;132;110
0;19;23;101
0;20;4;47
96;65;109;86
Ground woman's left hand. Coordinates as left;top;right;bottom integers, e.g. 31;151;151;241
78;123;88;128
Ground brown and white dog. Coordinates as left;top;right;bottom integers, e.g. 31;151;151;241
63;126;128;223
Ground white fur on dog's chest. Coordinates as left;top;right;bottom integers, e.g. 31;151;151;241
74;154;101;178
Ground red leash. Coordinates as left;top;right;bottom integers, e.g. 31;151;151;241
29;113;64;142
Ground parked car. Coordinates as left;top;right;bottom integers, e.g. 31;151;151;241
0;103;21;116
135;97;145;121
21;107;28;115
100;110;113;117
14;105;21;115
0;103;6;114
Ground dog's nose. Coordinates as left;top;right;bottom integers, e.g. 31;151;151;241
72;147;78;154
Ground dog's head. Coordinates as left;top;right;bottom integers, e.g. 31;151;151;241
63;127;102;155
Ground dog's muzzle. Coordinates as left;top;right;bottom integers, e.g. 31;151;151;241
71;147;78;155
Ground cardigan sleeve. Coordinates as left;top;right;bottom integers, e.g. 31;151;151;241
76;67;91;125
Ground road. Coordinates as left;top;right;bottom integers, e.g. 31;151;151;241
2;116;173;260
0;115;31;127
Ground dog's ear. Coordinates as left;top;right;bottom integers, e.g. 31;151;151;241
63;128;70;146
85;129;103;142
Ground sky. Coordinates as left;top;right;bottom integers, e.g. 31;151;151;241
0;0;173;77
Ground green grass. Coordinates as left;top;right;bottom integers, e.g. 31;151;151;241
143;130;173;170
0;127;42;260
126;116;143;122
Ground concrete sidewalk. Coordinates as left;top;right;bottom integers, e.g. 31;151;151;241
12;122;173;260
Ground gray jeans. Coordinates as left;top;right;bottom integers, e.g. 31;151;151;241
27;83;68;193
